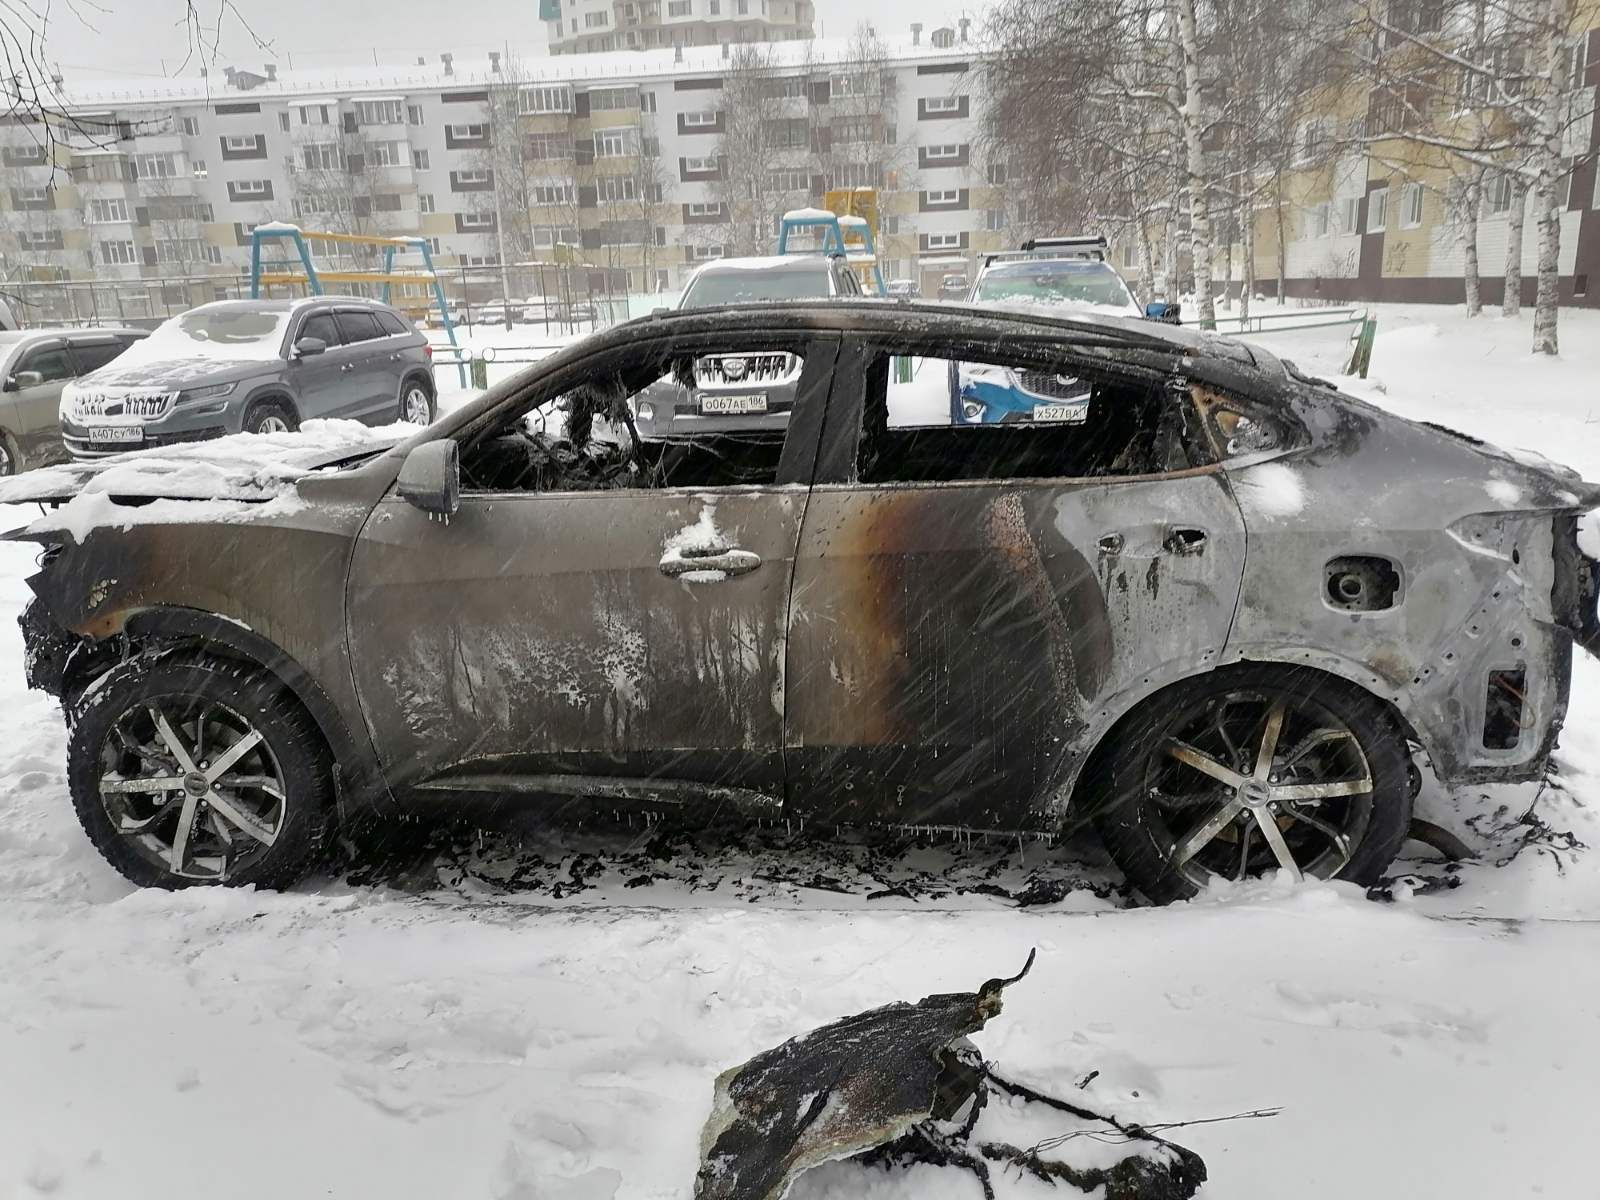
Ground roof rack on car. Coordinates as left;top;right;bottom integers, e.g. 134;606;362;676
982;236;1110;270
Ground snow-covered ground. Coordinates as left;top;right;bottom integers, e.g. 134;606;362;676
3;303;1600;1198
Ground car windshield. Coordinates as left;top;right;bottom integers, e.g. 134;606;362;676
126;308;291;362
976;261;1135;309
682;266;832;306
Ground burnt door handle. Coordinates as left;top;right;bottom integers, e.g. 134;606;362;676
659;548;762;579
1163;528;1208;554
1097;533;1124;554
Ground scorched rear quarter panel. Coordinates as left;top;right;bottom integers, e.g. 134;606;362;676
784;469;1247;830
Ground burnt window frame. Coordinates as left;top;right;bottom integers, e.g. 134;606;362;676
446;328;842;497
813;331;1222;488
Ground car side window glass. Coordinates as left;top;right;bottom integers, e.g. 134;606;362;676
375;311;409;337
335;311;384;344
70;342;128;375
858;348;1210;484
16;346;74;383
459;346;807;495
298;313;341;347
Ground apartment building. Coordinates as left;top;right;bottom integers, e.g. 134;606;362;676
541;0;814;55
1244;24;1600;308
0;31;1004;319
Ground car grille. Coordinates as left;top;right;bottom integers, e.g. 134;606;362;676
68;390;178;420
694;353;801;388
1015;370;1090;401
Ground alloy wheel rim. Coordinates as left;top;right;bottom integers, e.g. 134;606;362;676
1142;688;1375;888
96;697;287;880
403;388;431;423
257;415;290;434
0;442;12;476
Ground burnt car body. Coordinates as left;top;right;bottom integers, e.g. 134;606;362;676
6;302;1598;899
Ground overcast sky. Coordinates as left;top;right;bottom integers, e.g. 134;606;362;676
38;0;988;80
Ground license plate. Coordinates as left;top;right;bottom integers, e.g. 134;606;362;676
1031;403;1088;424
700;393;768;415
89;426;144;443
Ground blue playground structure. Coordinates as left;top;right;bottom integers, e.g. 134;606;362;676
775;206;887;296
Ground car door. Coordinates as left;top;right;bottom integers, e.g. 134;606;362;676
332;309;400;422
285;309;353;420
343;330;839;810
783;334;1249;831
4;340;75;469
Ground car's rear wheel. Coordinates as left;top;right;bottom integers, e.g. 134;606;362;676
244;401;298;436
0;430;19;476
67;654;333;889
399;377;435;425
1092;667;1412;904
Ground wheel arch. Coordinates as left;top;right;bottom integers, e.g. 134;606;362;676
112;605;396;823
241;389;301;427
399;368;434;398
1064;655;1426;827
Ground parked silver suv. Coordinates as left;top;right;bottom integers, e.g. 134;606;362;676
58;297;435;458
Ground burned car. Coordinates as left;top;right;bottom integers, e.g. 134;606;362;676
5;303;1598;901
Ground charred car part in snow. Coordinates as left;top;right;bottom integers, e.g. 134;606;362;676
5;301;1600;897
694;950;1206;1200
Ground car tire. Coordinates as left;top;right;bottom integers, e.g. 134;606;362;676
243;400;299;436
67;653;334;890
0;429;19;476
1091;666;1413;904
399;377;436;425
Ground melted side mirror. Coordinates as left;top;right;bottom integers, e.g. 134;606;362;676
397;439;460;516
292;336;327;358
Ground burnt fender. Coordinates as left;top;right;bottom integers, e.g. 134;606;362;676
122;606;398;822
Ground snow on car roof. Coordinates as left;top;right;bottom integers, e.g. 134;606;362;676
690;255;832;273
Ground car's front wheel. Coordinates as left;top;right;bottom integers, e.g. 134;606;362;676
1092;667;1412;904
0;430;20;476
399;377;435;425
67;654;333;889
243;400;298;436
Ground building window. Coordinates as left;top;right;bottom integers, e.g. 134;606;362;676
985;208;1005;231
925;232;962;251
1338;195;1361;233
1367;186;1388;232
458;210;496;230
369;140;407;168
986;162;1008;185
684;155;718;173
11;185;52;209
682;110;719;128
301;142;345;170
1;143;48;165
19;230;64;251
588;87;638;111
418;193;435;213
445;123;488;142
923;188;960;206
640;90;657;113
1308;201;1331;237
407;104;425;125
598;176;638;202
584;9;610;26
520;85;573;115
595;129;635;157
89;197;130;223
834;117;875;143
299;103;333;125
1400;182;1424;228
767;168;808;192
192;159;208;178
450;167;494;189
137;152;178;177
924;143;961;161
882;214;900;235
181;116;200;135
228;179;271;200
412;149;431;170
531;181;575;205
668;0;691;14
686;201;722;217
356;99;406;126
921;95;963;114
279;112;291;131
99;239;139;264
533;225;579;247
833;162;880;188
525;132;569;160
690;243;724;260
